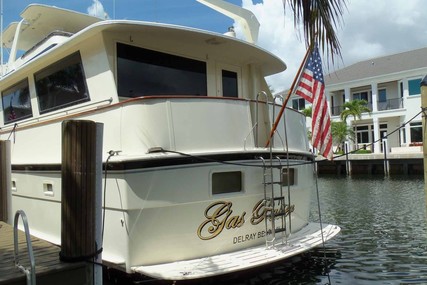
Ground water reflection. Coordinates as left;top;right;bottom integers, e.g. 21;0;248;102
311;176;427;285
106;176;427;284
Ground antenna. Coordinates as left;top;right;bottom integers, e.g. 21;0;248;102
196;0;260;44
1;0;3;77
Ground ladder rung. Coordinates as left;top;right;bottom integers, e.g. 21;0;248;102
273;197;285;201
273;211;287;217
263;182;281;185
275;227;287;233
266;209;287;218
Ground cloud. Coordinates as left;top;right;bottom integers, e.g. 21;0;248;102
233;0;427;92
87;0;109;19
234;0;307;92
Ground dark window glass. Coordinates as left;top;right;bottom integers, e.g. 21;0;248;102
408;79;421;96
35;52;89;114
292;98;305;110
117;43;207;97
2;79;32;124
212;171;242;195
353;91;368;101
356;125;369;131
378;89;386;102
410;122;422;142
222;70;238;97
357;131;369;143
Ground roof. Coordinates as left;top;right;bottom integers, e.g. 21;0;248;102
325;46;427;85
2;4;101;50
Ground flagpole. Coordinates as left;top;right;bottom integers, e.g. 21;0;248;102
265;46;312;147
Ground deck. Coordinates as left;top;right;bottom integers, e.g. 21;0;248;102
0;221;88;285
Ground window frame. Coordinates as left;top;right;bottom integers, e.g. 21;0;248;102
117;43;208;98
34;52;90;114
408;78;422;96
216;63;241;98
211;170;243;195
2;79;33;124
410;122;422;143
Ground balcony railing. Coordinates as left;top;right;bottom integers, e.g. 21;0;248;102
377;98;403;111
331;98;404;116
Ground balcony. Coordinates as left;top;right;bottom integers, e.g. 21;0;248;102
331;98;403;116
377;98;403;111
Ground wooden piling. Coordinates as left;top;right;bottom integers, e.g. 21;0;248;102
0;140;11;223
421;76;427;204
60;120;103;284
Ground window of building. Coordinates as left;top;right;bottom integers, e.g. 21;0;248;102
408;78;421;96
353;91;369;101
292;98;305;110
355;125;369;144
35;52;89;114
117;43;207;97
378;89;386;102
2;79;32;124
410;122;422;142
222;70;238;98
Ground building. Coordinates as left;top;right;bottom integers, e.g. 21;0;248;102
288;47;427;155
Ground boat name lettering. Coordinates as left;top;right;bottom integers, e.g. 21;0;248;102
251;199;295;225
197;201;246;240
197;200;295;240
233;231;266;244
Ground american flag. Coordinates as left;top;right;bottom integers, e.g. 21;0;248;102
295;45;333;160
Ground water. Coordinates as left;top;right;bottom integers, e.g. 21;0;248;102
107;176;427;285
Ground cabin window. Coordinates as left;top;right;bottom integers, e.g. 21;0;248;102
222;70;238;97
2;79;32;124
281;168;295;186
34;52;89;114
117;43;207;97
212;171;242;195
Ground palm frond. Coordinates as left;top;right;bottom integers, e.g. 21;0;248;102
285;0;347;63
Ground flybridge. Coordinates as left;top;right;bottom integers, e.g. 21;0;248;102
196;0;260;44
0;4;101;76
0;0;260;77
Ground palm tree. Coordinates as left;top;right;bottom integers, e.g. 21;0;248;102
301;105;312;118
285;0;347;62
331;121;354;153
340;99;371;148
301;106;313;140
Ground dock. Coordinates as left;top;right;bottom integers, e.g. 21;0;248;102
0;221;88;285
318;152;423;175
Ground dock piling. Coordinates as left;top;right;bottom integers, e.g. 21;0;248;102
60;120;103;285
0;140;11;223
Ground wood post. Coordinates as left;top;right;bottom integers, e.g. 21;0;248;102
0;140;11;223
60;120;103;284
421;76;427;203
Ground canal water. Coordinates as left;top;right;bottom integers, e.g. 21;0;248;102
110;175;427;284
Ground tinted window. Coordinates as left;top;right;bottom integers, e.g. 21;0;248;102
408;78;421;96
222;70;238;97
212;171;242;195
2;79;32;124
35;52;89;114
117;43;207;97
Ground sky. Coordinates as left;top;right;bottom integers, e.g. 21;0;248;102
2;0;427;92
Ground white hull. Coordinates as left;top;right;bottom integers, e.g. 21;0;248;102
134;223;340;280
0;4;340;279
